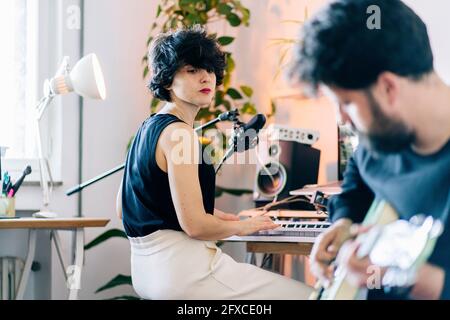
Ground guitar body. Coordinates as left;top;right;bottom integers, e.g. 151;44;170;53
310;200;399;300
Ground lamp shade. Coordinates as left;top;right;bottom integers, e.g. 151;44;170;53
69;53;106;100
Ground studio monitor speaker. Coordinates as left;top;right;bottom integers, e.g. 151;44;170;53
253;139;320;210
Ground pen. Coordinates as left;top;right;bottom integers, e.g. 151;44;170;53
10;165;32;197
2;172;10;195
5;181;12;195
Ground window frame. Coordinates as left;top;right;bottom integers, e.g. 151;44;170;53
2;0;63;184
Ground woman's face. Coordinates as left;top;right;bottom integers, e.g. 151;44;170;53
168;65;216;108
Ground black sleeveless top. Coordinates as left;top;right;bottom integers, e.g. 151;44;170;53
122;113;216;237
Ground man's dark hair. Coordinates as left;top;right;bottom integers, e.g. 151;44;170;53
148;25;226;102
290;0;434;94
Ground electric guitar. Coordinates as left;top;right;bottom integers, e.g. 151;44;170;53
310;200;443;300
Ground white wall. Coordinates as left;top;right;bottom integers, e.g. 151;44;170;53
74;0;156;300
403;0;450;84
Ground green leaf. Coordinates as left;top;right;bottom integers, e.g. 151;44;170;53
185;12;203;25
222;99;231;110
226;88;243;100
84;229;127;250
151;98;160;114
215;186;253;197
217;3;232;15
223;72;231;90
241;102;257;115
156;5;162;18
170;17;178;28
205;0;214;11
270;100;277;116
217;36;235;46
198;12;208;24
226;55;235;73
180;0;197;5
95;274;132;293
107;295;141;300
214;90;224;106
226;13;241;27
146;36;153;47
143;65;149;79
242;8;250;25
240;85;253;97
196;107;216;121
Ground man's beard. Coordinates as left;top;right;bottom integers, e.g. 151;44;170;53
357;90;415;154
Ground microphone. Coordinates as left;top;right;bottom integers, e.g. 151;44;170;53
215;114;266;173
218;109;240;122
194;109;240;133
233;114;266;152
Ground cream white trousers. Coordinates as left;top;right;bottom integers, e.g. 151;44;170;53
129;229;313;300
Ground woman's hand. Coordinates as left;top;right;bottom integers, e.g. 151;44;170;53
214;209;240;221
236;216;279;236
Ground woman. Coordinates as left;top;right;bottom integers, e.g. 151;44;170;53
117;25;312;300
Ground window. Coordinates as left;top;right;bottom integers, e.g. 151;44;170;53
0;0;38;160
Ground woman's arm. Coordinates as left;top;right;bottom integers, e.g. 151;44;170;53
214;208;240;221
159;122;276;240
116;180;123;220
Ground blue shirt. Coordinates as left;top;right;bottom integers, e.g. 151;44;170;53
122;114;216;238
329;139;450;299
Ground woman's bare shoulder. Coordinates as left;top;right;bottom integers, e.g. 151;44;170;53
159;121;195;149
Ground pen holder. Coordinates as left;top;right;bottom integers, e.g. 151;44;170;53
0;196;15;218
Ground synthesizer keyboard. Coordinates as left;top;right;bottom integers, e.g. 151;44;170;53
224;220;330;243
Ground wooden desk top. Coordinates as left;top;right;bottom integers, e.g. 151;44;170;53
0;217;110;229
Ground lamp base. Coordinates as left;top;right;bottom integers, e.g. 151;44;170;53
33;210;58;219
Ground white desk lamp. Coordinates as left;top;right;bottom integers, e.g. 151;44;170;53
34;53;106;218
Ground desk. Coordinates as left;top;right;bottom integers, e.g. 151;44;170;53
230;209;325;257
244;242;315;282
223;209;326;279
246;242;313;256
0;217;109;300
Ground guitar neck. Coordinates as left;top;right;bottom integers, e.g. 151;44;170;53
313;200;399;300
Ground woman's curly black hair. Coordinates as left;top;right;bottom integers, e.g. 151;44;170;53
148;25;226;102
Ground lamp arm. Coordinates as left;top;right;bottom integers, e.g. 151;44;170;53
35;95;54;208
36;95;54;121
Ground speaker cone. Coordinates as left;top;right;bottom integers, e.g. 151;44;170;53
256;162;287;198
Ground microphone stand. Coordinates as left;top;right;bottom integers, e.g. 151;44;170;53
66;109;241;196
214;122;260;174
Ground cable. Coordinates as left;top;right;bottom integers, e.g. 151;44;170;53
254;194;311;212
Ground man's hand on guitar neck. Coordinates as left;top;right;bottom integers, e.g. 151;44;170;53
310;218;354;285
